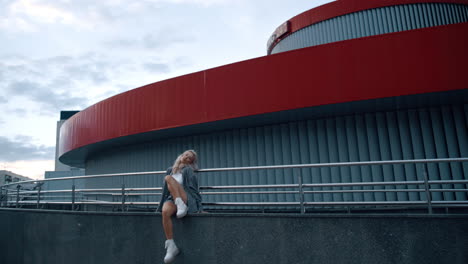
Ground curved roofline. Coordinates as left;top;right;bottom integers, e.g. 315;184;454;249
267;0;468;54
59;23;468;167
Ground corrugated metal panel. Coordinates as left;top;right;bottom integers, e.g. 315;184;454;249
43;170;85;202
272;3;468;54
84;103;468;209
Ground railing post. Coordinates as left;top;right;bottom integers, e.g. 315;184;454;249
36;185;42;209
0;187;3;207
16;185;21;208
422;164;433;214
5;188;8;207
71;184;76;211
121;183;126;212
298;173;305;214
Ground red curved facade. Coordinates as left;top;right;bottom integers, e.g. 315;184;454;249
59;0;468;166
267;0;468;53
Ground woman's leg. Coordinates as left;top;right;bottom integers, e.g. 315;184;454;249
164;175;187;203
162;201;180;263
162;201;177;239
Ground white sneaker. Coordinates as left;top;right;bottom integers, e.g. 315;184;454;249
164;239;179;263
175;197;188;218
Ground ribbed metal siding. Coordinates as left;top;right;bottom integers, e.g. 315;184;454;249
271;3;468;54
84;103;468;208
43;170;85;202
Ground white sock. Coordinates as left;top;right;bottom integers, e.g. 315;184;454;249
175;197;183;205
165;239;175;248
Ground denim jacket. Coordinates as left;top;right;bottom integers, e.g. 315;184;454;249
156;166;203;213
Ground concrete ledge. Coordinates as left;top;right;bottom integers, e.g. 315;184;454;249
1;209;467;264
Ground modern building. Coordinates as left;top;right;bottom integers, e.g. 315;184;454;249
57;0;468;209
38;111;86;203
55;111;82;171
0;170;33;186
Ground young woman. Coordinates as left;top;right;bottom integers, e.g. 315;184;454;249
156;150;203;263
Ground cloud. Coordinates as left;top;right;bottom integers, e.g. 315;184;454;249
1;159;54;179
0;52;136;115
7;80;89;115
11;108;28;117
1;51;190;117
29;53;112;85
154;0;231;6
0;0;92;32
1;50;188;118
105;30;195;51
173;56;192;68
10;0;77;24
143;62;170;73
0;135;55;161
105;38;136;49
0;0;233;33
0;15;36;32
4;63;42;79
63;63;109;84
0;0;211;33
143;32;195;49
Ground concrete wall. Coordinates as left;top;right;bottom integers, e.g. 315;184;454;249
1;208;467;264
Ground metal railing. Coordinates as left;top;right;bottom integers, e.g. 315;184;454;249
1;158;467;214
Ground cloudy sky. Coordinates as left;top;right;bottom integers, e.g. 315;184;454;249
0;0;334;179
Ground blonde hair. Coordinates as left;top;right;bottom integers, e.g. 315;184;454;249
172;150;198;174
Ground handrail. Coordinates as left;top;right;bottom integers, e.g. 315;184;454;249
196;158;468;172
0;170;168;187
1;158;467;213
2;157;467;188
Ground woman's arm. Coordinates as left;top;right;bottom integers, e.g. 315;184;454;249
182;167;203;209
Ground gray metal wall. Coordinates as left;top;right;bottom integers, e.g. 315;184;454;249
43;170;86;202
271;3;468;54
84;103;468;207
